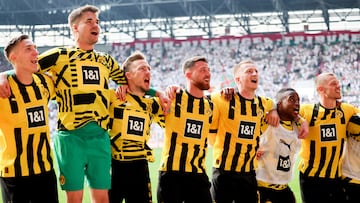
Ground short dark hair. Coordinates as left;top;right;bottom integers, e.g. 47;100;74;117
4;34;29;62
275;87;297;103
182;56;208;74
68;5;99;28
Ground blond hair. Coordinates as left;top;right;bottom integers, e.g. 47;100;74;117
122;51;147;73
233;59;254;76
315;72;337;88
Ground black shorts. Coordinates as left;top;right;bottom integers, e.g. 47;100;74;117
109;159;152;203
299;172;346;203
343;179;360;203
0;170;58;203
211;168;258;203
157;171;212;203
258;186;296;203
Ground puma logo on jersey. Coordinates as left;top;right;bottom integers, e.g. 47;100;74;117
280;139;291;150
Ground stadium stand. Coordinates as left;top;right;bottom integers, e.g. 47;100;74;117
111;31;360;104
1;31;359;142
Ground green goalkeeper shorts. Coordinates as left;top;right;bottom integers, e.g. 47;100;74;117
53;121;111;191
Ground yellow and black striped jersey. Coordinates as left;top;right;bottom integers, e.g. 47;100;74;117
159;90;218;173
210;92;274;173
299;103;359;179
109;90;165;161
38;47;127;131
0;73;55;177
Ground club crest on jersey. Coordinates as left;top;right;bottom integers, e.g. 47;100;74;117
98;55;108;66
335;110;343;118
257;109;264;117
42;88;50;99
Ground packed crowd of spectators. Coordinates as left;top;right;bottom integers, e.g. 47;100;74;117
1;35;359;142
111;38;360;105
0;52;11;72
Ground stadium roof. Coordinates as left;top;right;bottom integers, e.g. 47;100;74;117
0;0;359;25
0;0;359;46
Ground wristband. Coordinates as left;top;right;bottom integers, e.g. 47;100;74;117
271;100;277;110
